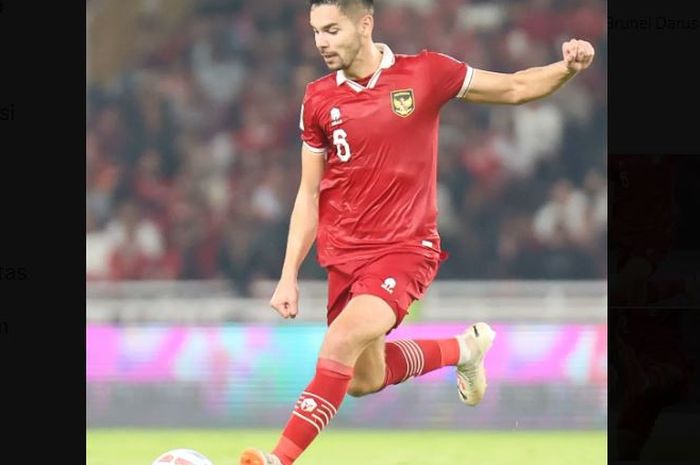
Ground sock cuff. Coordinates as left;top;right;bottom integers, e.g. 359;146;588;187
274;436;303;465
317;357;354;378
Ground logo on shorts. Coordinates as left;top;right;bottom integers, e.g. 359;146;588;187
381;277;397;294
391;89;415;117
299;397;318;412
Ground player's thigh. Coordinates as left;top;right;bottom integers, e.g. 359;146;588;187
319;294;396;365
349;251;441;331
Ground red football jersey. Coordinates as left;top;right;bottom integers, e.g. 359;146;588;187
300;44;472;267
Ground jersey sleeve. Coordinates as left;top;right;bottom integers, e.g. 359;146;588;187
299;86;327;154
423;51;474;106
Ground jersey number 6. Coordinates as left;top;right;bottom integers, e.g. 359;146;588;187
332;129;351;162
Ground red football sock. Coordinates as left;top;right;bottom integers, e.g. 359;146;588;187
382;338;461;388
272;358;353;465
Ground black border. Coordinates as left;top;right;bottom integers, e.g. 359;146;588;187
609;0;700;462
0;1;86;464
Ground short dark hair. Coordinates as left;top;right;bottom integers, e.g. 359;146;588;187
309;0;374;16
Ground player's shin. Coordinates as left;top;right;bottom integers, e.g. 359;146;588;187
272;358;353;465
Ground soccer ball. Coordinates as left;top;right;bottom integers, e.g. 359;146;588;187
151;448;214;465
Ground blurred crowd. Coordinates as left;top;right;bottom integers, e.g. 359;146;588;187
87;0;607;294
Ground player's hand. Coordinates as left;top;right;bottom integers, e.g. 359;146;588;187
269;278;299;319
562;39;595;73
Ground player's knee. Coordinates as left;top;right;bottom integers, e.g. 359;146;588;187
321;329;367;361
321;307;391;364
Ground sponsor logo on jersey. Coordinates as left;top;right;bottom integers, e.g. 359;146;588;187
330;107;343;126
390;89;415;117
381;277;397;293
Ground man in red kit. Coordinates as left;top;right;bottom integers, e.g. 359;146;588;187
240;1;595;464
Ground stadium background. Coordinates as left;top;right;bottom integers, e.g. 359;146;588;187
86;0;606;463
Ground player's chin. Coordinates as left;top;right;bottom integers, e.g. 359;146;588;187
322;56;342;70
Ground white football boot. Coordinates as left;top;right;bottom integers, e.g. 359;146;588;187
455;322;496;406
239;448;283;465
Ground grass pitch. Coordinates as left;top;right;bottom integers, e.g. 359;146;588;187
87;428;605;465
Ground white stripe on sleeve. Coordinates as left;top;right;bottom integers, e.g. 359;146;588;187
456;65;475;99
302;141;328;154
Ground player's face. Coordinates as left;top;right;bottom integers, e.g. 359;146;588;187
310;5;364;71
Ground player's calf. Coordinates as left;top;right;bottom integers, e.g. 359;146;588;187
347;376;384;397
261;296;396;464
348;336;388;397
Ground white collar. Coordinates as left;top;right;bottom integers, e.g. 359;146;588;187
336;43;396;90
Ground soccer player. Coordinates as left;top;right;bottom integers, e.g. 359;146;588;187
240;1;595;464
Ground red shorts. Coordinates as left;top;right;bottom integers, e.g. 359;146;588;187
326;249;446;333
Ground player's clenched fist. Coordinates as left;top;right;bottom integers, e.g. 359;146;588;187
562;39;595;73
270;278;299;319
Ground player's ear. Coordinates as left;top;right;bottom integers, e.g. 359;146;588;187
358;12;373;37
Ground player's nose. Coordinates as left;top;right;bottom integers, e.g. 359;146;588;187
315;36;329;49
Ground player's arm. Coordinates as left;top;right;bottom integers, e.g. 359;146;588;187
280;145;324;279
462;39;595;105
269;144;325;319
